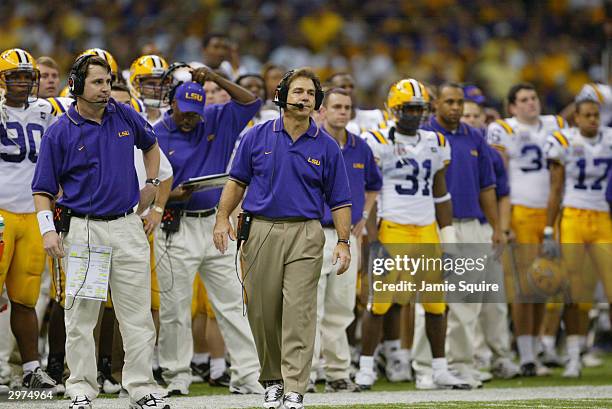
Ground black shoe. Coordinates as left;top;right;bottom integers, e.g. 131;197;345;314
520;362;536;377
191;361;210;382
97;356;121;394
153;367;166;386
23;367;56;389
208;371;230;387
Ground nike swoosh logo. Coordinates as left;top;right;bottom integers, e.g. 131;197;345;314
169;150;175;156
78;146;84;151
264;151;272;155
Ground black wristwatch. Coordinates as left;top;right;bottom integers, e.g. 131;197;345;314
146;178;161;187
337;238;350;246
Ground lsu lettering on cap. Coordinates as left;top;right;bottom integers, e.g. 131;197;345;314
175;81;206;116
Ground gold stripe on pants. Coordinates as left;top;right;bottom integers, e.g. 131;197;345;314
241;218;324;395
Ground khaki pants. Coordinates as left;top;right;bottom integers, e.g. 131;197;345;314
242;218;324;395
310;229;358;382
62;214;159;401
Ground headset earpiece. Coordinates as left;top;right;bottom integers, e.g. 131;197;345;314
69;54;94;96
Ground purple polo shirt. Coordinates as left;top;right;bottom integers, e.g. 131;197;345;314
320;130;382;226
32;98;157;215
423;118;496;219
154;99;261;210
230;117;352;219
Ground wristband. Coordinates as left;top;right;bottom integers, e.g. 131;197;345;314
543;226;554;236
362;210;369;220
433;193;452;204
151;205;164;214
37;210;56;236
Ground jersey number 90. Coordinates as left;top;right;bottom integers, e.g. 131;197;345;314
0;122;44;163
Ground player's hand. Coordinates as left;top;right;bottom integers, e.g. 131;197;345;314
351;218;367;238
192;66;216;85
43;231;65;258
137;184;158;214
333;242;351;275
143;208;162;235
169;185;195;202
213;216;236;254
541;232;560;259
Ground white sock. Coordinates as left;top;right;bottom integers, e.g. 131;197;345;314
517;335;535;365
566;335;582;362
210;357;226;379
359;356;374;372
192;353;210;365
23;360;39;374
541;335;556;352
431;357;447;375
383;339;400;358
400;348;412;361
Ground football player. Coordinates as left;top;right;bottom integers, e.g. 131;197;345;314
0;48;56;389
487;83;567;376
129;55;171;124
544;99;612;378
354;79;468;390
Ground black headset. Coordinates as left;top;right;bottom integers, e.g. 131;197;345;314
273;70;324;110
67;54;95;96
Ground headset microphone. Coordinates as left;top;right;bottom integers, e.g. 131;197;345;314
76;95;110;105
276;101;304;110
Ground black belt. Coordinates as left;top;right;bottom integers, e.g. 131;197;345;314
70;208;134;221
254;215;312;223
183;208;216;218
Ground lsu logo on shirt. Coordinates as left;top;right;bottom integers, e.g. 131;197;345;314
353;162;365;169
185;92;203;102
308;157;321;166
118;130;130;138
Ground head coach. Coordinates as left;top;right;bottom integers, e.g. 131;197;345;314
31;55;168;409
213;68;352;409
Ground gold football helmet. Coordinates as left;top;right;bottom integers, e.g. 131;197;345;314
0;48;39;105
386;79;430;130
129;55;170;107
526;257;568;298
78;48;119;80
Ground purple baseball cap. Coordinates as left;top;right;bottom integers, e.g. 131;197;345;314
175;81;206;116
463;85;486;105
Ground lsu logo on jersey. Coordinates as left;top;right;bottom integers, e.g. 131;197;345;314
118;130;130;138
308;157;321;166
207;134;215;142
185;92;203;102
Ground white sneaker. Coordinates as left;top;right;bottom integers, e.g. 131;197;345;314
477;370;493;382
55;382;66;395
540;348;564;367
165;379;189;396
491;358;520;379
282;392;304;409
562;359;582;378
263;382;283;409
415;373;436;390
582;352;603;368
354;368;376;390
69;395;92;409
129;393;170;408
433;369;472;390
385;357;411;382
229;381;264;394
0;384;9;395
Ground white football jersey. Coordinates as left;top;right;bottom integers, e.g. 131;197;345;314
546;127;612;212
363;127;450;226
487;115;567;208
576;83;612;128
347;108;389;135
0;100;56;213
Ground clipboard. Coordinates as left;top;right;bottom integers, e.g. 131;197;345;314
179;173;229;192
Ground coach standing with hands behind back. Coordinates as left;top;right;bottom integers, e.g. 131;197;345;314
31;55;169;409
213;68;352;409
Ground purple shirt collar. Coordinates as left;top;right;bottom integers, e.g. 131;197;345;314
273;116;320;138
428;116;466;135
65;98;117;126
